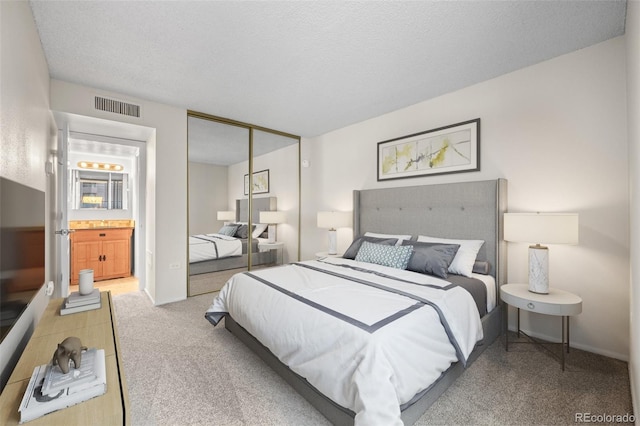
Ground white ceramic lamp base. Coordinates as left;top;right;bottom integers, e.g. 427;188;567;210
327;229;337;255
267;224;277;244
528;245;549;294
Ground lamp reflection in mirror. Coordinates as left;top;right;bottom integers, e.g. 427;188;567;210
504;212;579;294
317;211;351;255
217;210;235;225
260;211;286;243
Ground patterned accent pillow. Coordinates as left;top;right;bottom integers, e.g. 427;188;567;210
355;241;414;270
343;236;398;259
218;225;239;237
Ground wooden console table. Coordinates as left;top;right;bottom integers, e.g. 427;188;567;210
0;291;129;425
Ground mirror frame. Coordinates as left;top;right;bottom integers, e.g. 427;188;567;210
186;110;301;296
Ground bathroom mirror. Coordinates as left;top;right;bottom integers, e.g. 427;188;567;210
71;170;128;210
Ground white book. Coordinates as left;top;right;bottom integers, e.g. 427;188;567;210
41;348;99;396
65;289;100;307
19;349;106;423
59;299;101;316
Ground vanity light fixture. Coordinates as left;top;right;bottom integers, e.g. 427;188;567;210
77;161;123;171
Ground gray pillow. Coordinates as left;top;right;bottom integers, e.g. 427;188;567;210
472;260;491;275
234;224;254;239
401;240;460;279
218;224;239;237
343;236;398;259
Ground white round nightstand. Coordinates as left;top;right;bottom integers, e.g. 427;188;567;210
500;283;582;370
258;241;284;265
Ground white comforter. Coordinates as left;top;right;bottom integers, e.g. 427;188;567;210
205;258;483;425
189;233;242;263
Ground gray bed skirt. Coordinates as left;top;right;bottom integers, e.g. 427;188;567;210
224;305;502;425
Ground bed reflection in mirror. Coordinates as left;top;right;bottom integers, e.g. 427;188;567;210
187;114;300;296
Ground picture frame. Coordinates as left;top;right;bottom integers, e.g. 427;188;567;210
244;169;270;195
377;118;480;181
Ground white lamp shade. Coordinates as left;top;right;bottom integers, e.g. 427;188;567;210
217;211;235;221
259;211;286;224
505;212;578;294
504;213;578;245
317;211;351;230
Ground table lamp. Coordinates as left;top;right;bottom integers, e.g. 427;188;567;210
504;212;578;294
259;211;286;243
217;210;235;224
317;211;351;255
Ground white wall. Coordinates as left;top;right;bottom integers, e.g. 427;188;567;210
626;0;640;415
189;162;228;235
50;80;187;305
0;0;55;390
228;161;248;205
0;3;50;190
302;36;629;360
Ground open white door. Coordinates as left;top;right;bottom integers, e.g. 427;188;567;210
54;125;71;298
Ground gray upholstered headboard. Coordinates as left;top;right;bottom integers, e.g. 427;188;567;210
353;179;507;285
236;196;277;223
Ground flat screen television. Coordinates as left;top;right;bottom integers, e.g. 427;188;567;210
0;177;45;342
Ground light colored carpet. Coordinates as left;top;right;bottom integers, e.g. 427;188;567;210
113;291;633;425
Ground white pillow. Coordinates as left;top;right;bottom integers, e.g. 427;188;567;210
252;223;269;238
364;232;412;246
416;235;484;277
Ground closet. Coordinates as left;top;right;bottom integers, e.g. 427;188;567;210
187;112;300;296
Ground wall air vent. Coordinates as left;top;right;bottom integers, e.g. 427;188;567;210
94;96;141;118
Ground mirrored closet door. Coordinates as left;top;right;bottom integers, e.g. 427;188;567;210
187;112;300;296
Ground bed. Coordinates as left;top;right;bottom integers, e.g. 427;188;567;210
189;233;243;262
205;179;507;425
189;197;278;276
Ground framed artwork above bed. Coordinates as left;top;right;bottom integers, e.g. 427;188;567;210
377;118;480;181
244;169;270;195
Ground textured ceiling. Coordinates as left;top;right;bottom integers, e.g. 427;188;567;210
29;1;626;138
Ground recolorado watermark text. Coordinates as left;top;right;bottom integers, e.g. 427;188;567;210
575;412;635;423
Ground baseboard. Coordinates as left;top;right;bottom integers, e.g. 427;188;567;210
143;288;155;305
507;325;628;361
629;362;639;421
